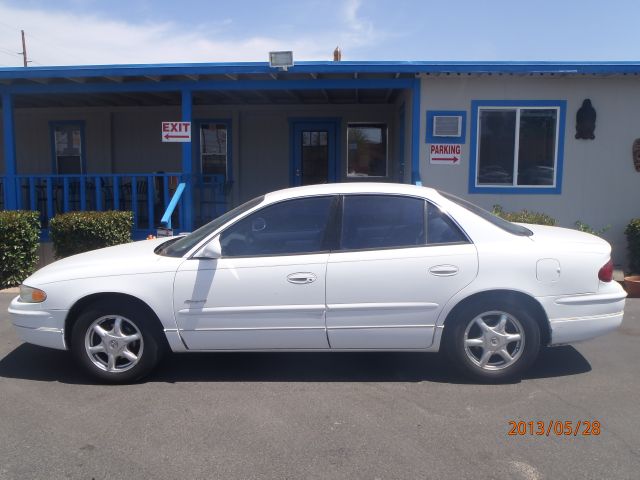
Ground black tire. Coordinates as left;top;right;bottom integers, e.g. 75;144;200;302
71;300;165;383
444;298;541;383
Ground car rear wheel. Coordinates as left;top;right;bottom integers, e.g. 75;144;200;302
71;302;164;383
444;300;540;383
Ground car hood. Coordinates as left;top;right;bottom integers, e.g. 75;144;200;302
521;224;611;254
24;238;180;286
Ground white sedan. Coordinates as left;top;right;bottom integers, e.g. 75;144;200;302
9;183;626;383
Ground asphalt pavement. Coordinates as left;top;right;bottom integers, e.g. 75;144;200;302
1;292;639;479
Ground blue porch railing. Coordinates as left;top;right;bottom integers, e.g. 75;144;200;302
15;173;187;236
2;173;229;236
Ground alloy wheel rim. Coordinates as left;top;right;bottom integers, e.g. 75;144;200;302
84;315;144;373
463;310;524;371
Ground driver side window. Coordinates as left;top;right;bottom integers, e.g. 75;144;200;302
219;196;335;257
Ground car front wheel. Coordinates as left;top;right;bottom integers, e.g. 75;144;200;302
445;300;541;383
71;302;164;383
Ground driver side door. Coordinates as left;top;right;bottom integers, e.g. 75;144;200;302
173;195;337;350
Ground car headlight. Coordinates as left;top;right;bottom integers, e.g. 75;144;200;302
19;285;47;303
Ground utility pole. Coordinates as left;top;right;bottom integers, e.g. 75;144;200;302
20;29;28;67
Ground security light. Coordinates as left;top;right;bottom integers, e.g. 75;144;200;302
269;51;294;71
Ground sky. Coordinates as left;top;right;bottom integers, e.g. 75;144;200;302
0;0;638;67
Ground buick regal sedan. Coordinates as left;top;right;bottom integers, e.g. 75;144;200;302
9;183;627;383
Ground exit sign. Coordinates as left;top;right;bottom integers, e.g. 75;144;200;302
162;122;191;142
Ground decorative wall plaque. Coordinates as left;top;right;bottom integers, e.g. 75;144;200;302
575;99;596;139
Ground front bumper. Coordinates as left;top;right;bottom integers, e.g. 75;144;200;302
537;283;627;345
8;296;68;350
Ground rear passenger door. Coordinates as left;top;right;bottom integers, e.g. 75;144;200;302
325;194;478;349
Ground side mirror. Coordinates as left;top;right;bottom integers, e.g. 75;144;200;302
195;236;222;260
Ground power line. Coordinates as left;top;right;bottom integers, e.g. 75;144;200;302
25;32;87;65
0;21;85;66
0;46;19;56
0;19;20;33
0;47;20;62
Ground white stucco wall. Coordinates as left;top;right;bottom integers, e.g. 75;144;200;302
419;75;640;266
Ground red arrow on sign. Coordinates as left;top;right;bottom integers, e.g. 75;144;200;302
164;134;190;140
432;156;459;163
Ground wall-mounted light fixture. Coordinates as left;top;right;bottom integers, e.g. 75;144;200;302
269;51;294;71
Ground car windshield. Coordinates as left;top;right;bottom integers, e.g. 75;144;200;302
438;191;533;237
157;195;265;257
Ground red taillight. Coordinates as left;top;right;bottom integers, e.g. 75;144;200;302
598;259;613;282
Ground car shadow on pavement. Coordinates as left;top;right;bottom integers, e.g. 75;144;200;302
0;343;591;385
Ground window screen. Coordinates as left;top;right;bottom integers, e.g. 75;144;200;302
433;116;462;137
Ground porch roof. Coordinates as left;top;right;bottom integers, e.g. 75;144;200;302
2;60;639;108
3;60;640;82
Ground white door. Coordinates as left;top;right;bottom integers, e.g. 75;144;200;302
174;195;336;350
326;195;478;349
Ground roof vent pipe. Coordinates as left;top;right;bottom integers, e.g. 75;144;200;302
333;46;342;62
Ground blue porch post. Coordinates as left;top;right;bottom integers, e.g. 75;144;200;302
181;89;194;231
411;77;422;185
2;91;17;209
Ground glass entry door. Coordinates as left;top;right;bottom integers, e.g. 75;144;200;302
291;121;339;186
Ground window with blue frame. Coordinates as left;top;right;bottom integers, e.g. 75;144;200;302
199;122;229;176
469;101;566;194
51;122;84;174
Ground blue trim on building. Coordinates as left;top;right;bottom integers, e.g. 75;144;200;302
48;120;87;174
410;78;421;184
1;92;16;209
2;78;414;95
3;61;640;80
398;103;406;181
425;110;466;144
468;99;567;195
181;90;194;231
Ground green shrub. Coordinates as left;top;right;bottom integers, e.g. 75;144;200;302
49;211;133;259
492;205;556;226
0;211;41;288
574;220;610;237
625;218;640;273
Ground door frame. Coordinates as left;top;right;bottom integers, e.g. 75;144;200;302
289;118;341;186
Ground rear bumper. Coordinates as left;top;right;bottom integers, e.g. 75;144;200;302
8;296;68;350
537;284;627;345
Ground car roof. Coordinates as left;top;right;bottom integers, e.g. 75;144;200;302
264;182;438;203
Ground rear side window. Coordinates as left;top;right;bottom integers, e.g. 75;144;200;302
340;195;425;250
220;196;335;257
426;201;468;244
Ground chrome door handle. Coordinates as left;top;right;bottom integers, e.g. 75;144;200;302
287;273;316;284
429;265;459;276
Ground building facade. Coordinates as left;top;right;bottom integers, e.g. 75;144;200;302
0;61;638;265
